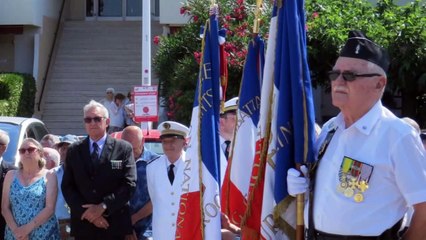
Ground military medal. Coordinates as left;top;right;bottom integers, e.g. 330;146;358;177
344;188;354;197
337;156;374;202
354;193;364;202
337;183;345;193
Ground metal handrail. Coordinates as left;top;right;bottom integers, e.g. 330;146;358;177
36;0;67;111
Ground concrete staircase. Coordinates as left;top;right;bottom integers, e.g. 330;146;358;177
40;20;162;135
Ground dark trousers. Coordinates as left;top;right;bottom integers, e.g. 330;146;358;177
74;233;126;240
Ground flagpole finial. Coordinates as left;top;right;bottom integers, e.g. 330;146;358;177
209;3;219;16
252;0;263;34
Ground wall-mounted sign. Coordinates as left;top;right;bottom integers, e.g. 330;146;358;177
133;85;158;122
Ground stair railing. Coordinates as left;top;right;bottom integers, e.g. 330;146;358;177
36;0;68;111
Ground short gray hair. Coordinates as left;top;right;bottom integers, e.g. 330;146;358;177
83;100;109;118
0;130;10;146
43;147;60;167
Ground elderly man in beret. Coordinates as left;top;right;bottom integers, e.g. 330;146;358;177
287;30;426;239
146;121;189;240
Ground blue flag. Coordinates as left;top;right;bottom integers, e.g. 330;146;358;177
273;0;316;204
260;0;316;238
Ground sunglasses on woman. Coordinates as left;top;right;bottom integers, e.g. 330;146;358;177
328;70;381;82
18;147;38;154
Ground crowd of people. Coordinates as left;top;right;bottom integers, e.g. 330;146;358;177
0;30;424;240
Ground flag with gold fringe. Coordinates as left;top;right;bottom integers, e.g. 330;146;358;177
175;5;222;240
221;35;264;231
260;0;316;239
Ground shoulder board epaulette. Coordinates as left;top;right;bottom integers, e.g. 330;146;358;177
147;155;161;165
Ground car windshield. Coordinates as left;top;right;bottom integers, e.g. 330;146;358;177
0;122;20;164
144;142;163;155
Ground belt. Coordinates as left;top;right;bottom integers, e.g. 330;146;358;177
58;219;70;224
314;230;380;240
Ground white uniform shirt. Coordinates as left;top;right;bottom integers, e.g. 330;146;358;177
147;153;186;240
219;135;228;186
309;101;426;236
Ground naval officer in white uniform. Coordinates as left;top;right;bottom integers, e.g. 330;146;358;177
146;121;189;240
219;97;238;185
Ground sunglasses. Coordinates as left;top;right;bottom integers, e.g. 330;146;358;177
83;116;105;124
328;70;381;82
18;147;38;154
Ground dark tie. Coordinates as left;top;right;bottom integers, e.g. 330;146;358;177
168;164;175;184
224;140;231;159
91;142;99;166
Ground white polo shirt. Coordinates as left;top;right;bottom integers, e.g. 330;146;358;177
308;101;426;236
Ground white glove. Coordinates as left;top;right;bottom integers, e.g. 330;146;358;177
287;166;309;197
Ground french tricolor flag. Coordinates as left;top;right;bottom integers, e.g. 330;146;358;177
221;35;264;236
175;7;222;240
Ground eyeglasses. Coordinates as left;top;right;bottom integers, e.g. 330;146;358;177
18;147;38;154
83;116;105;124
328;70;382;82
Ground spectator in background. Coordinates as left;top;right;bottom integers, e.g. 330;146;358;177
2;138;59;239
108;93;126;134
401;117;421;133
124;91;137;127
56;134;80;164
54;134;79;240
121;126;159;240
40;134;60;149
0;130;17;239
99;88;115;108
43;147;60;170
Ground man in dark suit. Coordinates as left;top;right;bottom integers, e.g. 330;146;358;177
0;130;17;240
61;100;137;240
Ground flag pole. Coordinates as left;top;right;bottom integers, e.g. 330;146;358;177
296;165;304;240
252;0;262;34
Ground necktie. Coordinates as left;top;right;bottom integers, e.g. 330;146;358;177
224;140;231;159
168;164;175;184
91;142;99;166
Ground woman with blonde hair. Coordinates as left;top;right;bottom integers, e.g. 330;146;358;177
2;138;59;239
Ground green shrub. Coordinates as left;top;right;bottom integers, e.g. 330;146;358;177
0;73;36;117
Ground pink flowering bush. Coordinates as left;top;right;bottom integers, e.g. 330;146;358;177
154;0;271;123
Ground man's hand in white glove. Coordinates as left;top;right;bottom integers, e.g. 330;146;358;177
287;165;309;197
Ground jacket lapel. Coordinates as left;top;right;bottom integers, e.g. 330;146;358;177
100;136;114;165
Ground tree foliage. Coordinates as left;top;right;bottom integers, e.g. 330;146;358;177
154;0;426;126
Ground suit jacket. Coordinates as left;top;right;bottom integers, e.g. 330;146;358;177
61;136;136;237
0;159;17;240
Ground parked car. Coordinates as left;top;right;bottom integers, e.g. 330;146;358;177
110;129;163;155
0;117;49;165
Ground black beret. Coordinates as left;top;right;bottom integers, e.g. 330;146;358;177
339;30;390;72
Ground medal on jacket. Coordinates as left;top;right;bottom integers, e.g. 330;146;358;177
337;156;373;203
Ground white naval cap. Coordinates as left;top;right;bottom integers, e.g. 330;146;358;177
158;121;189;139
221;97;238;114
